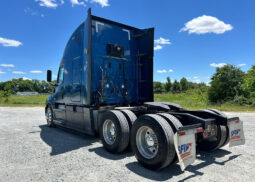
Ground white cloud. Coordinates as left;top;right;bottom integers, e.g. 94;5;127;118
22;77;32;81
0;37;22;47
157;69;167;73
30;70;43;74
35;0;64;8
12;71;26;75
24;8;45;18
36;0;109;8
180;15;233;34
169;69;173;72
206;82;211;86
188;76;201;83
194;79;201;84
154;45;162;50
237;63;246;67
70;0;85;6
91;0;109;7
0;70;6;74
154;37;171;45
0;64;14;68
210;63;227;68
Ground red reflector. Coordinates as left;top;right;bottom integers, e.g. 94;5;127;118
203;131;208;137
179;131;186;136
211;129;215;135
196;128;203;133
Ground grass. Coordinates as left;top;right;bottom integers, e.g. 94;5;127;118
0;95;49;107
0;90;255;111
155;89;255;111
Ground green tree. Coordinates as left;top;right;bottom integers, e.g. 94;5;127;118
0;90;11;103
208;65;245;102
180;77;189;91
172;80;181;93
153;82;164;93
164;77;172;92
242;65;255;97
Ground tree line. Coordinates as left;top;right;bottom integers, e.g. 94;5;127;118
208;64;255;105
154;77;207;94
154;64;255;105
0;78;56;102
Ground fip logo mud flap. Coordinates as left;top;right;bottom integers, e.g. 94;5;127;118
228;120;245;147
174;129;197;171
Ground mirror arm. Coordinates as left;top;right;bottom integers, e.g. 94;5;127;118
49;82;58;87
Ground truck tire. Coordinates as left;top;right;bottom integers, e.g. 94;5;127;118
156;113;183;164
120;110;137;150
131;114;175;170
197;109;227;151
157;113;182;133
120;110;137;127
46;106;55;127
208;109;230;148
99;110;130;153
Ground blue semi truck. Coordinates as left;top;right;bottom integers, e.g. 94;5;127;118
45;9;245;170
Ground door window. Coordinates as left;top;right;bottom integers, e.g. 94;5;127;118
57;67;64;84
72;59;81;84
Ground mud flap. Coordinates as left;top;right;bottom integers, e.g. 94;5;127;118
174;128;197;171
228;119;245;147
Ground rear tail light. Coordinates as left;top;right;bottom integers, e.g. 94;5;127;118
196;128;203;133
179;131;186;136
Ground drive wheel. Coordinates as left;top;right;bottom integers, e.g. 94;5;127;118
120;110;137;150
120;110;137;127
46;106;55;127
157;113;183;164
208;109;230;148
131;114;175;170
197;109;227;151
99;110;130;153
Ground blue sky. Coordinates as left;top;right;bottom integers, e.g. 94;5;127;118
0;0;254;84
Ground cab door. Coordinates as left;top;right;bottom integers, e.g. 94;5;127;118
71;57;82;102
53;66;66;121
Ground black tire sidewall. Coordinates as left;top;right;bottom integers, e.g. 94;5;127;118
46;106;54;127
208;109;230;147
131;117;169;170
99;112;123;153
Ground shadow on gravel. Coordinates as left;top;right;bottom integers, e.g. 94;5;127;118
38;125;99;155
37;125;241;180
126;149;241;181
88;146;133;160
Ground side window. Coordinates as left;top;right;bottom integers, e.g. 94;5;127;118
72;59;81;84
57;67;65;84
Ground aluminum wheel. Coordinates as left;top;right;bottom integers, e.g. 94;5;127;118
136;126;158;159
46;107;52;126
103;119;116;145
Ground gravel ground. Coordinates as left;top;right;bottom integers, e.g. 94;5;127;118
0;107;254;182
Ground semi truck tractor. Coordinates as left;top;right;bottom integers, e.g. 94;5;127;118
46;9;245;170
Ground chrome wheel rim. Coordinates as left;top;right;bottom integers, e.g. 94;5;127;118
46;108;52;125
136;126;158;159
103;119;116;145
